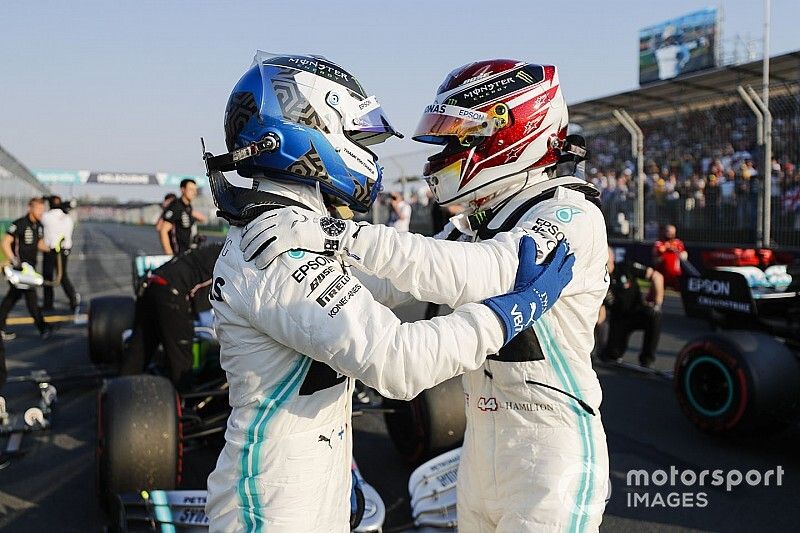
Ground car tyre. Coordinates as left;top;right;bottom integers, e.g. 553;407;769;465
384;376;466;464
88;296;135;367
675;331;800;434
97;375;181;506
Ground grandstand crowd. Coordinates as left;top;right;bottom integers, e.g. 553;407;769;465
586;93;800;245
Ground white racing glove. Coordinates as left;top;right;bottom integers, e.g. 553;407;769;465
240;207;365;269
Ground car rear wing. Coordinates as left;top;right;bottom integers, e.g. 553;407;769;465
680;269;757;320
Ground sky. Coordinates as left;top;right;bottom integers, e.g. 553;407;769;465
1;0;797;178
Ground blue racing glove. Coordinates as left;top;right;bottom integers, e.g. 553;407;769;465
484;236;575;345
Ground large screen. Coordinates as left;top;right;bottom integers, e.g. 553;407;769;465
639;8;718;85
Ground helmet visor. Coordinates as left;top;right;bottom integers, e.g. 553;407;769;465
412;103;499;145
343;95;401;146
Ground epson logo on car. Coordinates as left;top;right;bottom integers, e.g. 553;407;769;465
687;277;730;296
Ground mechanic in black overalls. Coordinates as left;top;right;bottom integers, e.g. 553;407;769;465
598;247;665;368
158;179;208;256
120;243;222;392
0;197;49;341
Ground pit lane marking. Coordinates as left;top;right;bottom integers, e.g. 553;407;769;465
6;314;87;325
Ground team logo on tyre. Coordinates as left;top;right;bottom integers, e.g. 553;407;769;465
319;217;347;237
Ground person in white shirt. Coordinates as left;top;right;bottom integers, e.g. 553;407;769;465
41;196;78;312
387;192;412;232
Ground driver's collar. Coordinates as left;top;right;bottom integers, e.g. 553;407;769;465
449;175;592;238
255;179;327;215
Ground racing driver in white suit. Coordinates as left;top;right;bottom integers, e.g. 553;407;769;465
202;53;575;532
242;59;610;531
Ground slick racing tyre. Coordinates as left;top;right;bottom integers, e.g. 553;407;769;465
88;296;135;366
97;375;181;505
385;376;466;464
675;332;800;434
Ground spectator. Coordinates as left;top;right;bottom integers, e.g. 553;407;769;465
386;192;412;232
652;223;687;291
41;196;79;312
704;170;720;225
598;247;664;368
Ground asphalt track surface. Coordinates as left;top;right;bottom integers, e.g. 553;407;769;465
0;222;798;532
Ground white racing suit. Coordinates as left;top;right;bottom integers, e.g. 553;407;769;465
204;193;508;532
329;178;610;531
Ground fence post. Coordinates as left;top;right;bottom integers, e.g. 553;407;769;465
737;86;763;144
762;0;772;247
744;85;773;248
612;109;645;240
738;86;765;247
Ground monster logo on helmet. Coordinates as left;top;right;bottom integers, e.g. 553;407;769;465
413;59;570;208
203;51;402;224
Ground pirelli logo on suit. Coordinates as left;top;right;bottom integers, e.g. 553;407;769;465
316;274;351;307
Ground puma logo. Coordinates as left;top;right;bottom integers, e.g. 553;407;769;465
318;431;333;449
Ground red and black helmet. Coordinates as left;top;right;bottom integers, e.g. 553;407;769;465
413;60;568;206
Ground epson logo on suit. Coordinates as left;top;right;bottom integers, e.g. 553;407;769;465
291;256;336;283
687;277;730;296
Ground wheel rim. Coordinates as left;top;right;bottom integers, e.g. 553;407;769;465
684;355;735;417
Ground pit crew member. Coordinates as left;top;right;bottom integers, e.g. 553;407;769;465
598;247;664;367
120;243;222;392
159;179;208;256
0;198;49;340
41;195;79;312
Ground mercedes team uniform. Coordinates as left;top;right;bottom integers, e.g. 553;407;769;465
307;178;610;531
121;244;221;391
204;208;510;531
0;216;46;335
161;197;197;255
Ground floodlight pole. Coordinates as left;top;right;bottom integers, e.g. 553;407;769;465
762;0;772;248
613;109;645;241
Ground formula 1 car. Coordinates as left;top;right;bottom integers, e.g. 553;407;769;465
106;465;386;532
675;264;800;434
90;255;227;507
383;376;465;465
98;373;387;532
